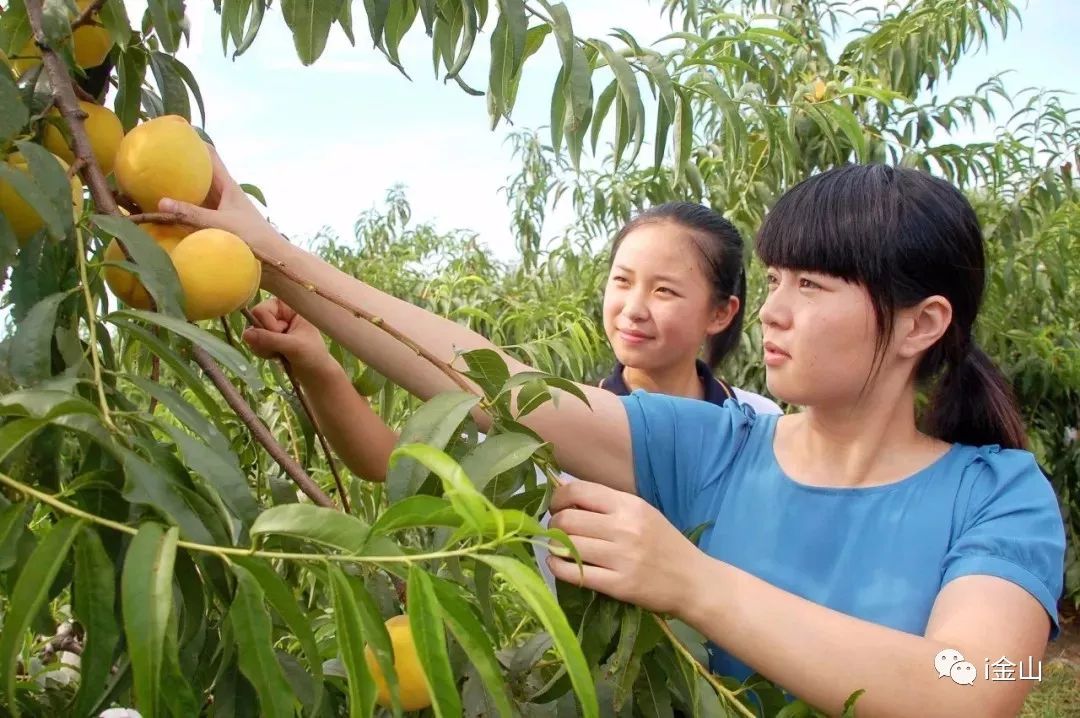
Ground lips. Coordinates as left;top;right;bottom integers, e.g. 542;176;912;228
617;328;652;344
763;340;790;367
763;341;789;357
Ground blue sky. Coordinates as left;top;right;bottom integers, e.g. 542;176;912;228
153;1;1078;261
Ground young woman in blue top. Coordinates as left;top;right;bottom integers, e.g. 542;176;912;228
165;158;1065;716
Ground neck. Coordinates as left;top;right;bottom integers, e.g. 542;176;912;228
622;360;705;400
782;375;946;488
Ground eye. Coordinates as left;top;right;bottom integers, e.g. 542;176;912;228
799;277;822;290
765;272;780;288
610;275;629;285
655;286;676;296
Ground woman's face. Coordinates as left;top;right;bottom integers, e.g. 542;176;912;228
758;267;885;407
602;222;734;374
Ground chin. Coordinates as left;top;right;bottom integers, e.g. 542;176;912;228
765;373;807;407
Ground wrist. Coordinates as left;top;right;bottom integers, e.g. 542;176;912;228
676;551;738;632
290;352;346;385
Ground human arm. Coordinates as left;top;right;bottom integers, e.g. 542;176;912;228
546;449;1065;718
242;298;398;482
161;147;636;493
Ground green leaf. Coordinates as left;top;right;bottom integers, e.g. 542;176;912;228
478;555;598;718
338;0;356;44
819;102;868;162
159;613;200;717
327;565;377;718
0;516;83;716
17;137;76;240
515;378;551;418
841;688;866;717
98;0;133;49
343;571;403;715
229;564;297;718
0;502;31;572
0;67;28;142
501;371;589;406
389;444;494;536
156;420;258;528
371;495;460;534
122;522;178;718
120;449;215;544
460;348;510;401
105;308;263;390
72;528;121;718
8;292;68;386
168;54;206;127
250;504;371;555
239;182;267;206
429;575;513;715
459;433;543;491
115;48;149;131
125;375;228;454
406;566;460;718
590;78;617;154
486;0;527;125
0;148;66;241
93;214;186;319
109;318;220;415
231;556;324;713
281;0;344;65
148;50;190;120
592;38;644;166
148;0;183;53
636;655;674;718
385;391;480;503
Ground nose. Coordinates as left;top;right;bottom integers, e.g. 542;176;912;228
621;286;650;323
759;282;790;330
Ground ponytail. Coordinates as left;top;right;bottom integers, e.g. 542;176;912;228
924;341;1027;450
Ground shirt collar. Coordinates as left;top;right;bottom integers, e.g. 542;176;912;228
599;359;732;406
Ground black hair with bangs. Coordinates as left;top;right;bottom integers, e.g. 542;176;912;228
755;164;1027;450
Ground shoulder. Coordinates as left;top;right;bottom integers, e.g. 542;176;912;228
955;444;1059;509
730;386;784;416
945;444;1066;637
618;389;764;456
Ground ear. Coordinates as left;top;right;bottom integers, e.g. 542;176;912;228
897;295;952;359
706;296;740;336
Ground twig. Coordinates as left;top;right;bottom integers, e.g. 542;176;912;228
220;317;236;348
126;212;183;225
26;0;331;510
25;0;116;216
190;345;335;508
241;307;351;514
70;0;108;30
73;84;95;102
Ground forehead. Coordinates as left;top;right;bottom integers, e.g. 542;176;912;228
613;223;703;278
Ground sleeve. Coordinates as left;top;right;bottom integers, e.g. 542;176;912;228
941;447;1067;639
618;390;753;530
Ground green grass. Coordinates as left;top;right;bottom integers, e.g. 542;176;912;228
1020;661;1080;717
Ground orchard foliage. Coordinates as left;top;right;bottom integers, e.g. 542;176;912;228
0;1;1076;717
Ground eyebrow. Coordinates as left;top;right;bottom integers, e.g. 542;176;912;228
612;264;684;284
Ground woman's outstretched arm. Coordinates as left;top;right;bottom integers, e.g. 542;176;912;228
161;147;636;493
